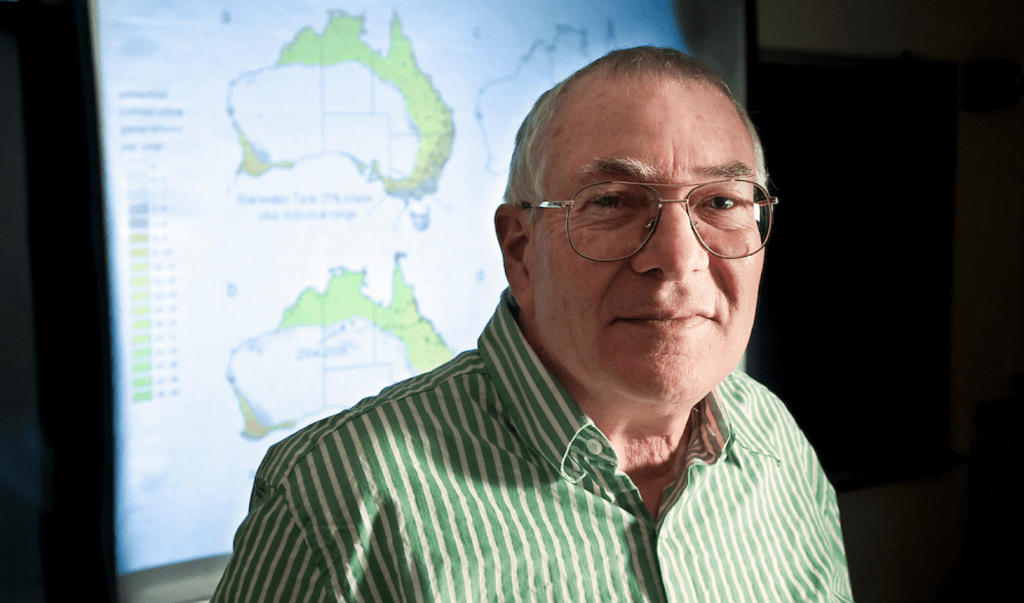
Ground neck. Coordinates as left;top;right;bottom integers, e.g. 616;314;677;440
583;399;698;519
580;393;697;449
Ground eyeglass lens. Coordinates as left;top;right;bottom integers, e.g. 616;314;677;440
566;181;771;260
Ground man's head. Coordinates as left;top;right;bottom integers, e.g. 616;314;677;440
495;47;768;413
503;46;766;215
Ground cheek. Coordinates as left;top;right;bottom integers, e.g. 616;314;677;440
535;251;602;346
522;224;574;334
512;219;556;319
714;258;762;316
727;261;763;329
534;255;577;332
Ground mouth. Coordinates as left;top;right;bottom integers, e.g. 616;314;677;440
614;314;710;327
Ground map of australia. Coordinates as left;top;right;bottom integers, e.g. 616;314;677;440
227;10;454;200
228;256;453;439
225;11;458;440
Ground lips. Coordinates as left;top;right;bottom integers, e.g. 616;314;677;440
613;313;711;327
614;306;712;321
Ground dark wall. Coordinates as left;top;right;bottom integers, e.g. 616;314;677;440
747;54;959;488
756;0;1024;600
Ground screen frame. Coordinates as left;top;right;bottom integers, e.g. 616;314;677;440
7;0;116;600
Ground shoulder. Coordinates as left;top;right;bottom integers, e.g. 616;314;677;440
715;371;813;463
713;374;853;599
716;371;792;430
250;349;490;503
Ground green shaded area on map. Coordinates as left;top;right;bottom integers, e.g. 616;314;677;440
231;256;451;440
279;256;454;373
233;123;294;176
234;389;295;440
276;11;453;197
234;10;454;196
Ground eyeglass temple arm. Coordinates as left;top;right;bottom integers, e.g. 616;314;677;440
520;201;572;209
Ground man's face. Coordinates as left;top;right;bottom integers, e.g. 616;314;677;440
496;73;764;410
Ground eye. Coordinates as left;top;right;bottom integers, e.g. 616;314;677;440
577;187;649;213
570;184;655;231
592;193;624;209
706;196;737;210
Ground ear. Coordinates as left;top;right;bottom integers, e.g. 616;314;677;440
494;203;535;311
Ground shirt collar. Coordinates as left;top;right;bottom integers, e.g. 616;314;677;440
681;390;731;467
477;291;599;481
712;373;785;463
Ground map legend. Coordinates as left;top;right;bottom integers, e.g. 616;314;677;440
123;155;179;404
127;170;153;402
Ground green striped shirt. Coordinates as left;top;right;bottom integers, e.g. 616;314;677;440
212;294;853;602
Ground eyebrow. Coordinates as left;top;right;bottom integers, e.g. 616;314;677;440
582;157;661;180
582;157;754;182
700;161;754;180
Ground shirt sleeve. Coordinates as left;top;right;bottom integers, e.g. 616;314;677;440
799;425;855;601
211;484;333;603
720;372;856;601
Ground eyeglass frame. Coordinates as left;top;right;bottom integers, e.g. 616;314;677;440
520;179;779;261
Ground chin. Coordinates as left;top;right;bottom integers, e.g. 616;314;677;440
603;356;721;405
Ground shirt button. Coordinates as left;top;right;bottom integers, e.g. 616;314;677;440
586;439;604;455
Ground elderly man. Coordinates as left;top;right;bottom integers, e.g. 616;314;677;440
213;47;852;602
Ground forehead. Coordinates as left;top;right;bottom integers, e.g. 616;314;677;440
544;73;755;189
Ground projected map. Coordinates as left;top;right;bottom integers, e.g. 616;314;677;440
99;0;685;574
225;11;458;440
230;11;453;196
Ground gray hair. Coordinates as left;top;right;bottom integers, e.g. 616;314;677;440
502;46;766;211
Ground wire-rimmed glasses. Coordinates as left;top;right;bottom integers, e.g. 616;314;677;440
524;180;778;261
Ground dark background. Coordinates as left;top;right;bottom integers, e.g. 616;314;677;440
747;54;958;488
752;0;1023;601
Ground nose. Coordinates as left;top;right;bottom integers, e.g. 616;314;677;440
628;201;709;278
